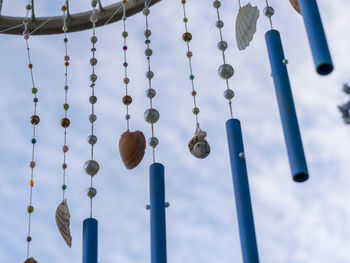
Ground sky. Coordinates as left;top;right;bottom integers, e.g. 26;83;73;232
0;0;350;262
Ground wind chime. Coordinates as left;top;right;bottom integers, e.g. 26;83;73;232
23;1;40;263
5;0;333;262
55;3;73;249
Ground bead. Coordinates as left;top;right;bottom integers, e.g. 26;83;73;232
61;118;71;128
144;108;160;124
224;89;235;100
87;187;97;198
186;51;193;58
64;38;68;43
182;32;192;42
28;64;33;69
263;6;274;18
27;205;34;214
89;114;97;123
62;163;67;169
122;0;127;4
192;107;200;115
64;85;69;91
29;180;34;186
90;36;98;44
26;236;32;242
218;64;234;79
63;145;69;152
145;88;156;99
90;13;99;23
143;7;150;16
192;91;197;96
123;77;130;84
61;5;67;11
145;48;153;57
148;137;159;148
145;39;151;45
122;15;127;21
31;139;36;144
26;4;32;10
189;74;195;80
30;115;40;125
122;31;128;38
146;71;154;80
91;0;98;7
122;95;132;105
89;95;97;104
125;114;131;120
65;62;70;67
123;62;128;67
183;17;188;23
90;73;97;82
91;47;96;52
62;184;67;190
84;160;100;176
144;29;152;38
123;45;128;51
216;20;224;29
24;33;30;40
23;19;28;25
181;0;186;4
32;88;38;94
88;135;98;145
63;103;69;110
90;58;97;66
64;55;70;61
62;26;68;32
33;98;38;103
30;161;36;168
283;59;289;65
213;0;221;8
217;40;228;51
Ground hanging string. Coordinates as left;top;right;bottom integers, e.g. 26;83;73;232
23;0;39;260
60;4;70;201
213;1;235;118
143;0;160;163
238;0;242;9
84;1;100;219
121;0;131;131
264;0;274;29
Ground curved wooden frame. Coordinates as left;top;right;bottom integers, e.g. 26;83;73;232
0;0;161;35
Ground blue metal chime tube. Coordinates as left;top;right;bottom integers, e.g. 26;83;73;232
226;119;259;263
265;29;309;182
150;163;167;263
299;0;333;75
83;218;98;263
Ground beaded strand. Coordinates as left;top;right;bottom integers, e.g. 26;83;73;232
23;2;39;260
143;1;160;163
60;4;70;201
84;1;100;218
212;0;235;118
121;0;132;130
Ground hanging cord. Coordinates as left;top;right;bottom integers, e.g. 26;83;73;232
264;0;274;29
143;0;159;164
213;1;234;118
61;4;70;202
23;0;39;259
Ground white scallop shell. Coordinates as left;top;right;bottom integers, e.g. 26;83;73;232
55;199;72;248
188;128;211;159
235;3;260;51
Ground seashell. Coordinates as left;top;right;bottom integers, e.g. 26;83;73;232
55;199;72;248
119;130;146;169
235;3;260;51
24;258;38;263
188;128;211;159
289;0;301;14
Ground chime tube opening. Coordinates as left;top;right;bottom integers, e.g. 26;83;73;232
226;119;259;263
299;0;333;76
265;29;309;183
149;163;167;263
82;218;98;263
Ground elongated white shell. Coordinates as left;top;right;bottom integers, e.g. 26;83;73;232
235;3;260;51
55;199;72;248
